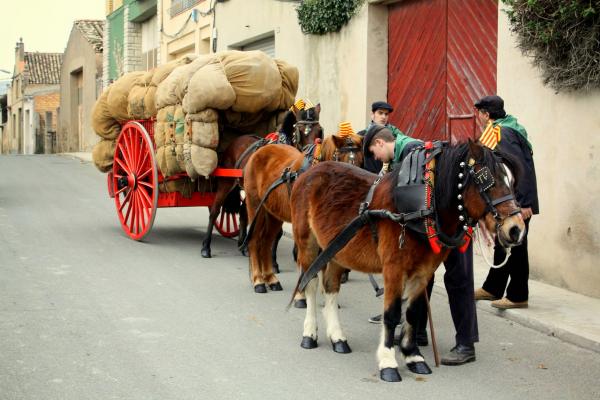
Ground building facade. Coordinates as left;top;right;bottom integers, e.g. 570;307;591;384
5;39;62;155
104;0;159;86
58;20;104;153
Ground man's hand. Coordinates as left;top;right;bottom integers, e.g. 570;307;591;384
521;207;533;220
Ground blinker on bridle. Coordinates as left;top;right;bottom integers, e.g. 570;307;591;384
459;157;521;229
333;137;361;165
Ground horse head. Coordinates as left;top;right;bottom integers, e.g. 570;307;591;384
436;140;525;248
290;104;323;149
319;133;364;167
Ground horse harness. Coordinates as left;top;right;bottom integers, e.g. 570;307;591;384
238;143;320;251
298;141;519;292
330;137;362;166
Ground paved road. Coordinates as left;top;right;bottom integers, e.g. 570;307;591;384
1;154;599;400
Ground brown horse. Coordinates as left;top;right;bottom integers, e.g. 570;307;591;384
200;105;323;258
290;141;525;382
242;131;364;293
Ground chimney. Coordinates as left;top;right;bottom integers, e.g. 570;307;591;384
15;38;24;63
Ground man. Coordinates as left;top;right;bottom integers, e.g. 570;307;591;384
473;95;539;309
362;124;422;171
365;124;479;365
359;101;406;173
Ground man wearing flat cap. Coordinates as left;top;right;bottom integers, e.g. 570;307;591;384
473;95;539;310
358;101;407;173
362;124;422;172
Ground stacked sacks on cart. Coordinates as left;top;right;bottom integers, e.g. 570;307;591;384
91;50;298;190
91;55;198;172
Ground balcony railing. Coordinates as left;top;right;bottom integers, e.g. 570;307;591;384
169;0;203;17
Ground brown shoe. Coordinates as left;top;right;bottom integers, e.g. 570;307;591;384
491;297;528;309
474;287;498;301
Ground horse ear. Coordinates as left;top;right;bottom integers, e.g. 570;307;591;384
314;103;321;114
467;138;484;161
331;134;346;148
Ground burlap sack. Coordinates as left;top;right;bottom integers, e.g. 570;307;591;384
158;177;194;198
92;87;121;140
151;54;197;87
275;59;299;110
218;50;282;113
186;109;219;123
173;105;186;171
182;141;198;181
107;71;145;122
183;59;236;114
144;86;157;117
191;145;218;177
155;56;213;109
92;139;116;173
186;119;219;149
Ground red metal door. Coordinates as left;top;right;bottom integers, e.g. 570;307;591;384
388;0;498;142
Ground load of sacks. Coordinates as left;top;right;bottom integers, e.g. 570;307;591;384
91;50;298;182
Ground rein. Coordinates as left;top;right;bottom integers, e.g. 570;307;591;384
297;142;519;292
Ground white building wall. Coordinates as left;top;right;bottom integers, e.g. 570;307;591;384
498;8;600;298
214;0;387;135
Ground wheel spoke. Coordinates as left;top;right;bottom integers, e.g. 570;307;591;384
128;191;138;234
137;148;149;176
115;185;127;196
133;192;142;235
139;181;154;189
119;189;133;213
130;127;142;172
219;211;225;228
115;157;129;174
121;133;135;172
226;213;231;232
138;186;153;209
138;167;152;181
232;214;238;231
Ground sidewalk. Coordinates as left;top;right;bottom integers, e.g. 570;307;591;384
63;152;600;355
282;223;600;354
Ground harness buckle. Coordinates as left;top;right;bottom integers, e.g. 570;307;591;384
398;223;406;249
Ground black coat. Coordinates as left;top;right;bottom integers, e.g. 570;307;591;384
497;126;539;214
357;129;384;173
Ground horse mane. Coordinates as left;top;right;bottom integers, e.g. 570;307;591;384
433;142;520;211
279;110;297;136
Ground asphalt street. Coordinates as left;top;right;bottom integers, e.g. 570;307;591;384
1;154;599;400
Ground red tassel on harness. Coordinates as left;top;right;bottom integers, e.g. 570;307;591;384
458;227;473;253
265;132;279;142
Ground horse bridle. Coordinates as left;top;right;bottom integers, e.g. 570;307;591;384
332;137;361;165
292;107;320;147
457;157;521;232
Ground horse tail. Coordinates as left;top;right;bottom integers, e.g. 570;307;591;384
286;270;304;311
223;185;242;214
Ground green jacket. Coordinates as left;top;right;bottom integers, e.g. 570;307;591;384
392;133;423;168
493;115;532;150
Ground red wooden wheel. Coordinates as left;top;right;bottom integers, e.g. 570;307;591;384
213;204;241;238
112;122;158;240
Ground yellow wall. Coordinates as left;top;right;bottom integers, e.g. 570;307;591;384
160;0;212;62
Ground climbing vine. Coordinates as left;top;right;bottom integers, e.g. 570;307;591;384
296;0;365;35
501;0;600;91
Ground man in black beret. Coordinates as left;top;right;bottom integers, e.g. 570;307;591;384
362;124;422;172
358;101;407;173
473;95;539;309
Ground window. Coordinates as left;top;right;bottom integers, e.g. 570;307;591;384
142;15;159;70
240;35;275;58
169;0;202;18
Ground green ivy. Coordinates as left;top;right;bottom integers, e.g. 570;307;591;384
501;0;600;91
296;0;365;35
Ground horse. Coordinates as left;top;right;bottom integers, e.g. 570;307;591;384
200;104;324;258
289;140;525;382
242;130;364;294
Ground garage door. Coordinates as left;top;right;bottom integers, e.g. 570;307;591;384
241;35;275;58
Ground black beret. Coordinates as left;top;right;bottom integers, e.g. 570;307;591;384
363;124;389;157
371;101;394;113
474;95;504;112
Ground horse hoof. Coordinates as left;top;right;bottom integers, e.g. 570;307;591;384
201;248;211;258
294;299;307;309
407;361;432;375
269;282;283;291
380;368;402;382
340;271;349;284
301;336;318;349
254;284;267;294
273;264;280;274
240;248;248;257
331;340;352;354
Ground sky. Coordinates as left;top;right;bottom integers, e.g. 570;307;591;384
0;1;105;77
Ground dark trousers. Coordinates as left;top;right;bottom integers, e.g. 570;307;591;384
414;244;479;346
482;219;530;302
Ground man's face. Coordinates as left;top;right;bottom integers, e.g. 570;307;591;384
371;109;390;125
477;109;490;124
369;138;393;162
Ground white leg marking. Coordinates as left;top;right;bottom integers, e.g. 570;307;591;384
377;327;398;370
404;354;425;364
302;278;318;340
322;292;346;342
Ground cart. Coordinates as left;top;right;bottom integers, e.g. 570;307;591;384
106;120;242;241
